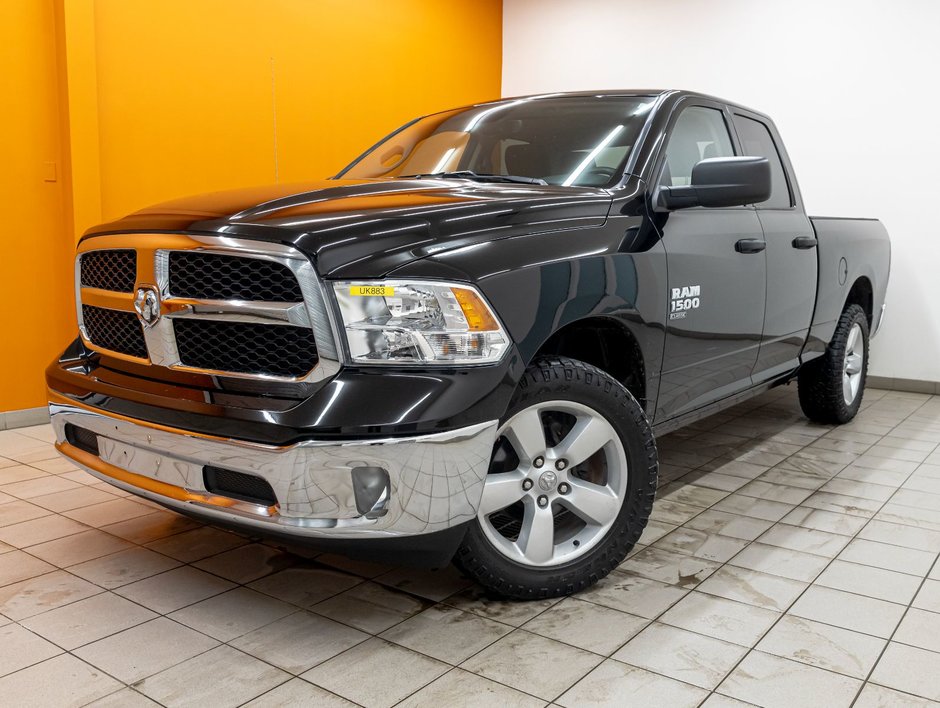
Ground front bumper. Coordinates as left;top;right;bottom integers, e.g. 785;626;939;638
50;396;497;540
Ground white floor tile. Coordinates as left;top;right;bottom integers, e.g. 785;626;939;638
660;592;780;646
719;651;862;708
137;645;288;708
558;659;707;708
461;629;602;701
871;642;940;701
613;621;746;689
0;654;122;707
788;586;906;639
302;637;449;708
522;596;647;655
756;614;885;679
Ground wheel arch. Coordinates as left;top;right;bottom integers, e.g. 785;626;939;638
844;276;874;328
531;316;648;411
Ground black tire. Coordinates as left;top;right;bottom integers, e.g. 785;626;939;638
798;304;869;424
454;356;658;599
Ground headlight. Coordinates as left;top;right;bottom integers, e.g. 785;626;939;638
333;280;509;364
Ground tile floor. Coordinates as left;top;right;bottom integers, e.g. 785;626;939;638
1;386;939;707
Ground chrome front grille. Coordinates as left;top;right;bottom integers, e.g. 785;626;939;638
80;249;137;292
75;235;340;382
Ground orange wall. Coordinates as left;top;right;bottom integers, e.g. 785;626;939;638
0;0;502;413
0;0;73;412
93;0;503;221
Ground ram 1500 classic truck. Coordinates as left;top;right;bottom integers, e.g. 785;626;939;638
47;90;890;598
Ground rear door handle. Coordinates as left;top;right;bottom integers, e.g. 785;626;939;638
792;236;818;249
735;239;766;254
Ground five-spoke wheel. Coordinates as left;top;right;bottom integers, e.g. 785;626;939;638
478;400;628;567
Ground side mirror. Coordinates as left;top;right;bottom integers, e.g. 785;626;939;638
658;156;771;210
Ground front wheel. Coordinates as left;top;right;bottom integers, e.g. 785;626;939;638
454;357;658;599
798;303;870;424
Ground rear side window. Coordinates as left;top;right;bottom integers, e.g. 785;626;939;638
659;106;735;187
732;115;792;209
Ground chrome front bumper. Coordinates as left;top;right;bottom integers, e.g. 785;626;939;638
49;400;498;539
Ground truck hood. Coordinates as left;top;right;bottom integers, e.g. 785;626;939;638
88;178;613;278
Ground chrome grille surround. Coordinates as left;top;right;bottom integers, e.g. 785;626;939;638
75;235;342;382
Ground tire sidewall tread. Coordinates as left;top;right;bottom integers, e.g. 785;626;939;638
798;304;870;424
454;356;658;600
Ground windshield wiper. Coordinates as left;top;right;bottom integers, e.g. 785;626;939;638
403;170;548;186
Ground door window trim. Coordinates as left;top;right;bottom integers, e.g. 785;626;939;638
729;110;797;211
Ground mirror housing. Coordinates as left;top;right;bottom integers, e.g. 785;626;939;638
658;156;771;210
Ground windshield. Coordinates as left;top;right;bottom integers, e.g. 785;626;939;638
338;95;657;188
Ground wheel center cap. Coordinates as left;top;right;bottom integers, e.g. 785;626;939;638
537;471;557;491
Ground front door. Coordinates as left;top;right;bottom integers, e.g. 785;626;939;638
653;103;767;421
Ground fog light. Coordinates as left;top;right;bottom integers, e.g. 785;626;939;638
351;466;390;517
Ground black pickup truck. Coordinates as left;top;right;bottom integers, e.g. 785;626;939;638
47;90;890;598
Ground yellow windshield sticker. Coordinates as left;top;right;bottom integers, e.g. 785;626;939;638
349;285;394;297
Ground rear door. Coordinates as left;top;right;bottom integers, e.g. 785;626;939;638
654;101;767;421
731;111;817;381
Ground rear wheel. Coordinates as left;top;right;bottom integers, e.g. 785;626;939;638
455;357;658;599
798;303;869;424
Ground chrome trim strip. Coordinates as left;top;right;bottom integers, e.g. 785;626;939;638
74;253;86;342
50;401;497;538
163;300;311;328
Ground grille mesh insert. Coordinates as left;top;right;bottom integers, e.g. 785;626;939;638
204;466;278;506
81;305;148;359
80;250;137;292
168;252;303;302
174;319;317;377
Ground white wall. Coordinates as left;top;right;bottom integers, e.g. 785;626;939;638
503;0;940;382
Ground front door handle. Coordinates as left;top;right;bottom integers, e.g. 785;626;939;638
792;236;818;249
735;239;766;254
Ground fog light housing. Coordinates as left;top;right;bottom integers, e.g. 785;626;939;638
351;466;390;517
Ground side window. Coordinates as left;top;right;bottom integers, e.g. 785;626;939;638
659;106;735;187
732;115;792;209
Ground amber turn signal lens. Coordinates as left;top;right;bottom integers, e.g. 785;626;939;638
452;287;499;331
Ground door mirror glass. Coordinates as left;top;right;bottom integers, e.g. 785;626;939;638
658;156;771;210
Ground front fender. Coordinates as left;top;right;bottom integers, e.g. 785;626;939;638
390;218;668;417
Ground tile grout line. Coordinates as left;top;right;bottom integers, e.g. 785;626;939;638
847;551;940;706
703;393;940;706
642;393;940;703
845;432;940;707
621;392;928;704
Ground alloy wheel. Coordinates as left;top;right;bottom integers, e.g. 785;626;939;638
477;400;628;567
